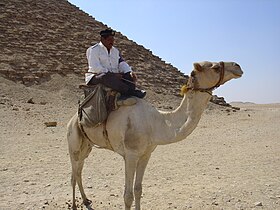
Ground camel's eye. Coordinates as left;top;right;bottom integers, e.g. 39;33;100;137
212;64;220;72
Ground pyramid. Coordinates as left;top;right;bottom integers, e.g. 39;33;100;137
0;0;187;96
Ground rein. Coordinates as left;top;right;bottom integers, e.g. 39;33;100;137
181;61;225;96
214;61;225;88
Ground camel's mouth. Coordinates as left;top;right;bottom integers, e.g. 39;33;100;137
231;68;243;78
233;72;243;78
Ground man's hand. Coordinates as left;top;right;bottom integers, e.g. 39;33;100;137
130;72;137;82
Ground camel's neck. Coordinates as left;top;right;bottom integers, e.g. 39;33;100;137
155;91;211;145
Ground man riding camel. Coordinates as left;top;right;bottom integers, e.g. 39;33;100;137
85;28;146;99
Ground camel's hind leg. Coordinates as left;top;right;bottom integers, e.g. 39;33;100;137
67;115;92;209
70;152;92;209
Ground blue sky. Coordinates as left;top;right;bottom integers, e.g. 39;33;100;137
68;0;280;104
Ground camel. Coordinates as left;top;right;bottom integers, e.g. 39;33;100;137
67;61;243;210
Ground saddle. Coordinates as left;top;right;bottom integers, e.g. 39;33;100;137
78;83;136;128
79;83;119;111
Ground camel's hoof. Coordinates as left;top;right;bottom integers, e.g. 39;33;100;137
83;198;92;206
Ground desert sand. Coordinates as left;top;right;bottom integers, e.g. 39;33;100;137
0;74;279;210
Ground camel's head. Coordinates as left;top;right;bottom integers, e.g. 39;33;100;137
181;61;243;95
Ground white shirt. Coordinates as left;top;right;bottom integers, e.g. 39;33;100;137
85;42;132;84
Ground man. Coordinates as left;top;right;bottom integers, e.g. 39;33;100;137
85;28;146;99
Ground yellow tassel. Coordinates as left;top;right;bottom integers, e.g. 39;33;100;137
180;84;188;96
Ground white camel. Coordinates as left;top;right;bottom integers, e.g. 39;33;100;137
67;61;243;210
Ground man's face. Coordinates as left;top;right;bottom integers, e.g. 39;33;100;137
101;35;114;50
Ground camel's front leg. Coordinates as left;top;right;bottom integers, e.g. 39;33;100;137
124;153;138;210
134;153;151;210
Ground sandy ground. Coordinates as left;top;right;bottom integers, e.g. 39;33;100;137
0;74;280;210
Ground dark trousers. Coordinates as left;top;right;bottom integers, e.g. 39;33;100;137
88;72;135;96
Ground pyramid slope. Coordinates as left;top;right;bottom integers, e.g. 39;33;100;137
0;0;186;96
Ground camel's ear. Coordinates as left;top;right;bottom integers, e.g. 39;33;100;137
193;63;203;71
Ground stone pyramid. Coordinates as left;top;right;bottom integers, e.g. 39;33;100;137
0;0;187;96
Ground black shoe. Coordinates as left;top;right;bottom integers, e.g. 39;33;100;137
133;90;146;98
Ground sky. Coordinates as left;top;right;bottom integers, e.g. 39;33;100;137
68;0;280;104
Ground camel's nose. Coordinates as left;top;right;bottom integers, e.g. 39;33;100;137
233;62;240;68
233;62;243;77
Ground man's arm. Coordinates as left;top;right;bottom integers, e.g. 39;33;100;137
118;53;132;73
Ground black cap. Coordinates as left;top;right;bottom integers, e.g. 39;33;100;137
100;29;115;37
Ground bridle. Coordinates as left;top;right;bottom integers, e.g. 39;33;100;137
185;61;225;95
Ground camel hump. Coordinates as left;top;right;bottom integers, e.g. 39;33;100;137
117;97;137;106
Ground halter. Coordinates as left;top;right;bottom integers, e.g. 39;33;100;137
181;61;225;96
